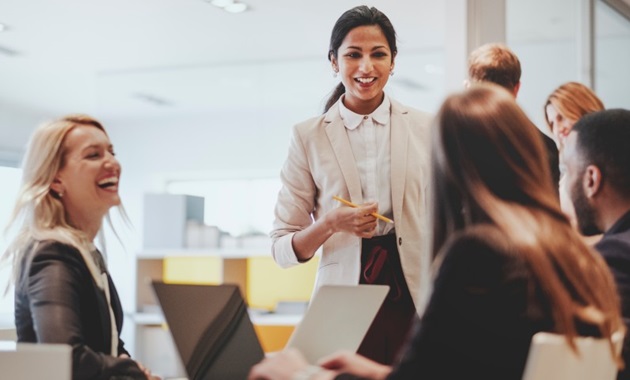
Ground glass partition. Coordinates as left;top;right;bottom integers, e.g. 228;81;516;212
507;0;580;129
595;1;630;108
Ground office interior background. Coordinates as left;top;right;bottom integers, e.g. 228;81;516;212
0;0;629;372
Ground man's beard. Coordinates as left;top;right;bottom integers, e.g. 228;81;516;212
571;178;602;236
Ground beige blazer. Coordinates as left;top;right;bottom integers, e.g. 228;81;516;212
271;97;433;311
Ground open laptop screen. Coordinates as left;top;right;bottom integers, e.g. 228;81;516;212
151;283;264;380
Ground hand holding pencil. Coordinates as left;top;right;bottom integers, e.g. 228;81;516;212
333;196;394;224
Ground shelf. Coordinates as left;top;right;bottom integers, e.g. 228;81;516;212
136;247;271;259
128;312;165;326
128;311;303;327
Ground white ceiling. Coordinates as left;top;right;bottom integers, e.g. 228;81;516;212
0;0;446;119
0;0;628;122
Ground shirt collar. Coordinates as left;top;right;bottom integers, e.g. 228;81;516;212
603;209;630;236
339;94;391;130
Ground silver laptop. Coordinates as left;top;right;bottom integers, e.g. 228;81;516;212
0;341;71;380
152;282;388;380
286;284;389;363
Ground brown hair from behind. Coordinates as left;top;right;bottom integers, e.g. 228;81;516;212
468;43;521;93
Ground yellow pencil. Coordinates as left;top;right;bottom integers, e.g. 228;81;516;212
333;196;394;224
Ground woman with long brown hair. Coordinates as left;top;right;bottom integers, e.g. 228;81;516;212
249;84;623;380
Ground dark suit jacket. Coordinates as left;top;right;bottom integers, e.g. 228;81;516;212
383;226;598;380
539;131;560;188
15;241;145;380
596;210;630;380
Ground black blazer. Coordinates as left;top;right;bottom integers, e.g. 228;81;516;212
15;241;146;380
596;210;630;380
385;226;598;380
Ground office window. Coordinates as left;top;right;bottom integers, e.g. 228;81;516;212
596;1;630;108
166;177;281;238
0;166;22;316
507;0;580;129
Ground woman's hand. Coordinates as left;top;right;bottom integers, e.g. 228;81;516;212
119;354;161;380
291;202;379;262
319;351;392;380
248;348;335;380
327;202;379;238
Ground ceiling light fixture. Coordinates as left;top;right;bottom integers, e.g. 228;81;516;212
209;0;233;7
224;3;248;13
206;0;249;13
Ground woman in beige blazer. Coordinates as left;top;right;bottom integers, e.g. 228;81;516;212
271;6;432;365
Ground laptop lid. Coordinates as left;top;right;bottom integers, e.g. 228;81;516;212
286;284;389;363
151;282;265;380
0;342;71;380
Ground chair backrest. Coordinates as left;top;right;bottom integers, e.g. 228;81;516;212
0;341;71;380
0;327;17;341
522;331;623;380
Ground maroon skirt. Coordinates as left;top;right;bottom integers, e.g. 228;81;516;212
356;233;416;365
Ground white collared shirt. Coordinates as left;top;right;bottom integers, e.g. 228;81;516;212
338;94;394;236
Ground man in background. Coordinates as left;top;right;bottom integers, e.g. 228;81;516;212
467;43;560;186
563;108;630;380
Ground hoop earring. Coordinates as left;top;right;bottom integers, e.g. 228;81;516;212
390;70;394;77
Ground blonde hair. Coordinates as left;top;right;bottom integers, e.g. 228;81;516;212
468;43;521;92
3;114;121;289
544;82;605;133
432;84;623;359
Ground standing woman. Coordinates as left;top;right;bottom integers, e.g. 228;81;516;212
3;115;156;380
271;5;432;364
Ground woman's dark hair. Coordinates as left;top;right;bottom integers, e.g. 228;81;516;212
323;6;398;113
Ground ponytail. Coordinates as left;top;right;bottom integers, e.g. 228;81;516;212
323;82;346;113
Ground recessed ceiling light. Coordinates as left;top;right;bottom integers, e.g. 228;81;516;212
209;0;233;7
224;2;248;13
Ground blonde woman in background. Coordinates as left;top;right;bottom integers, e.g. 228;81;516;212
2;115;158;380
544;81;605;148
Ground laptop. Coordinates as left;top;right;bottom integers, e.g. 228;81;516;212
0;341;71;380
284;284;390;363
151;282;388;380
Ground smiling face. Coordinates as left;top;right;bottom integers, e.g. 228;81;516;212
52;125;121;227
331;25;394;115
546;102;576;146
